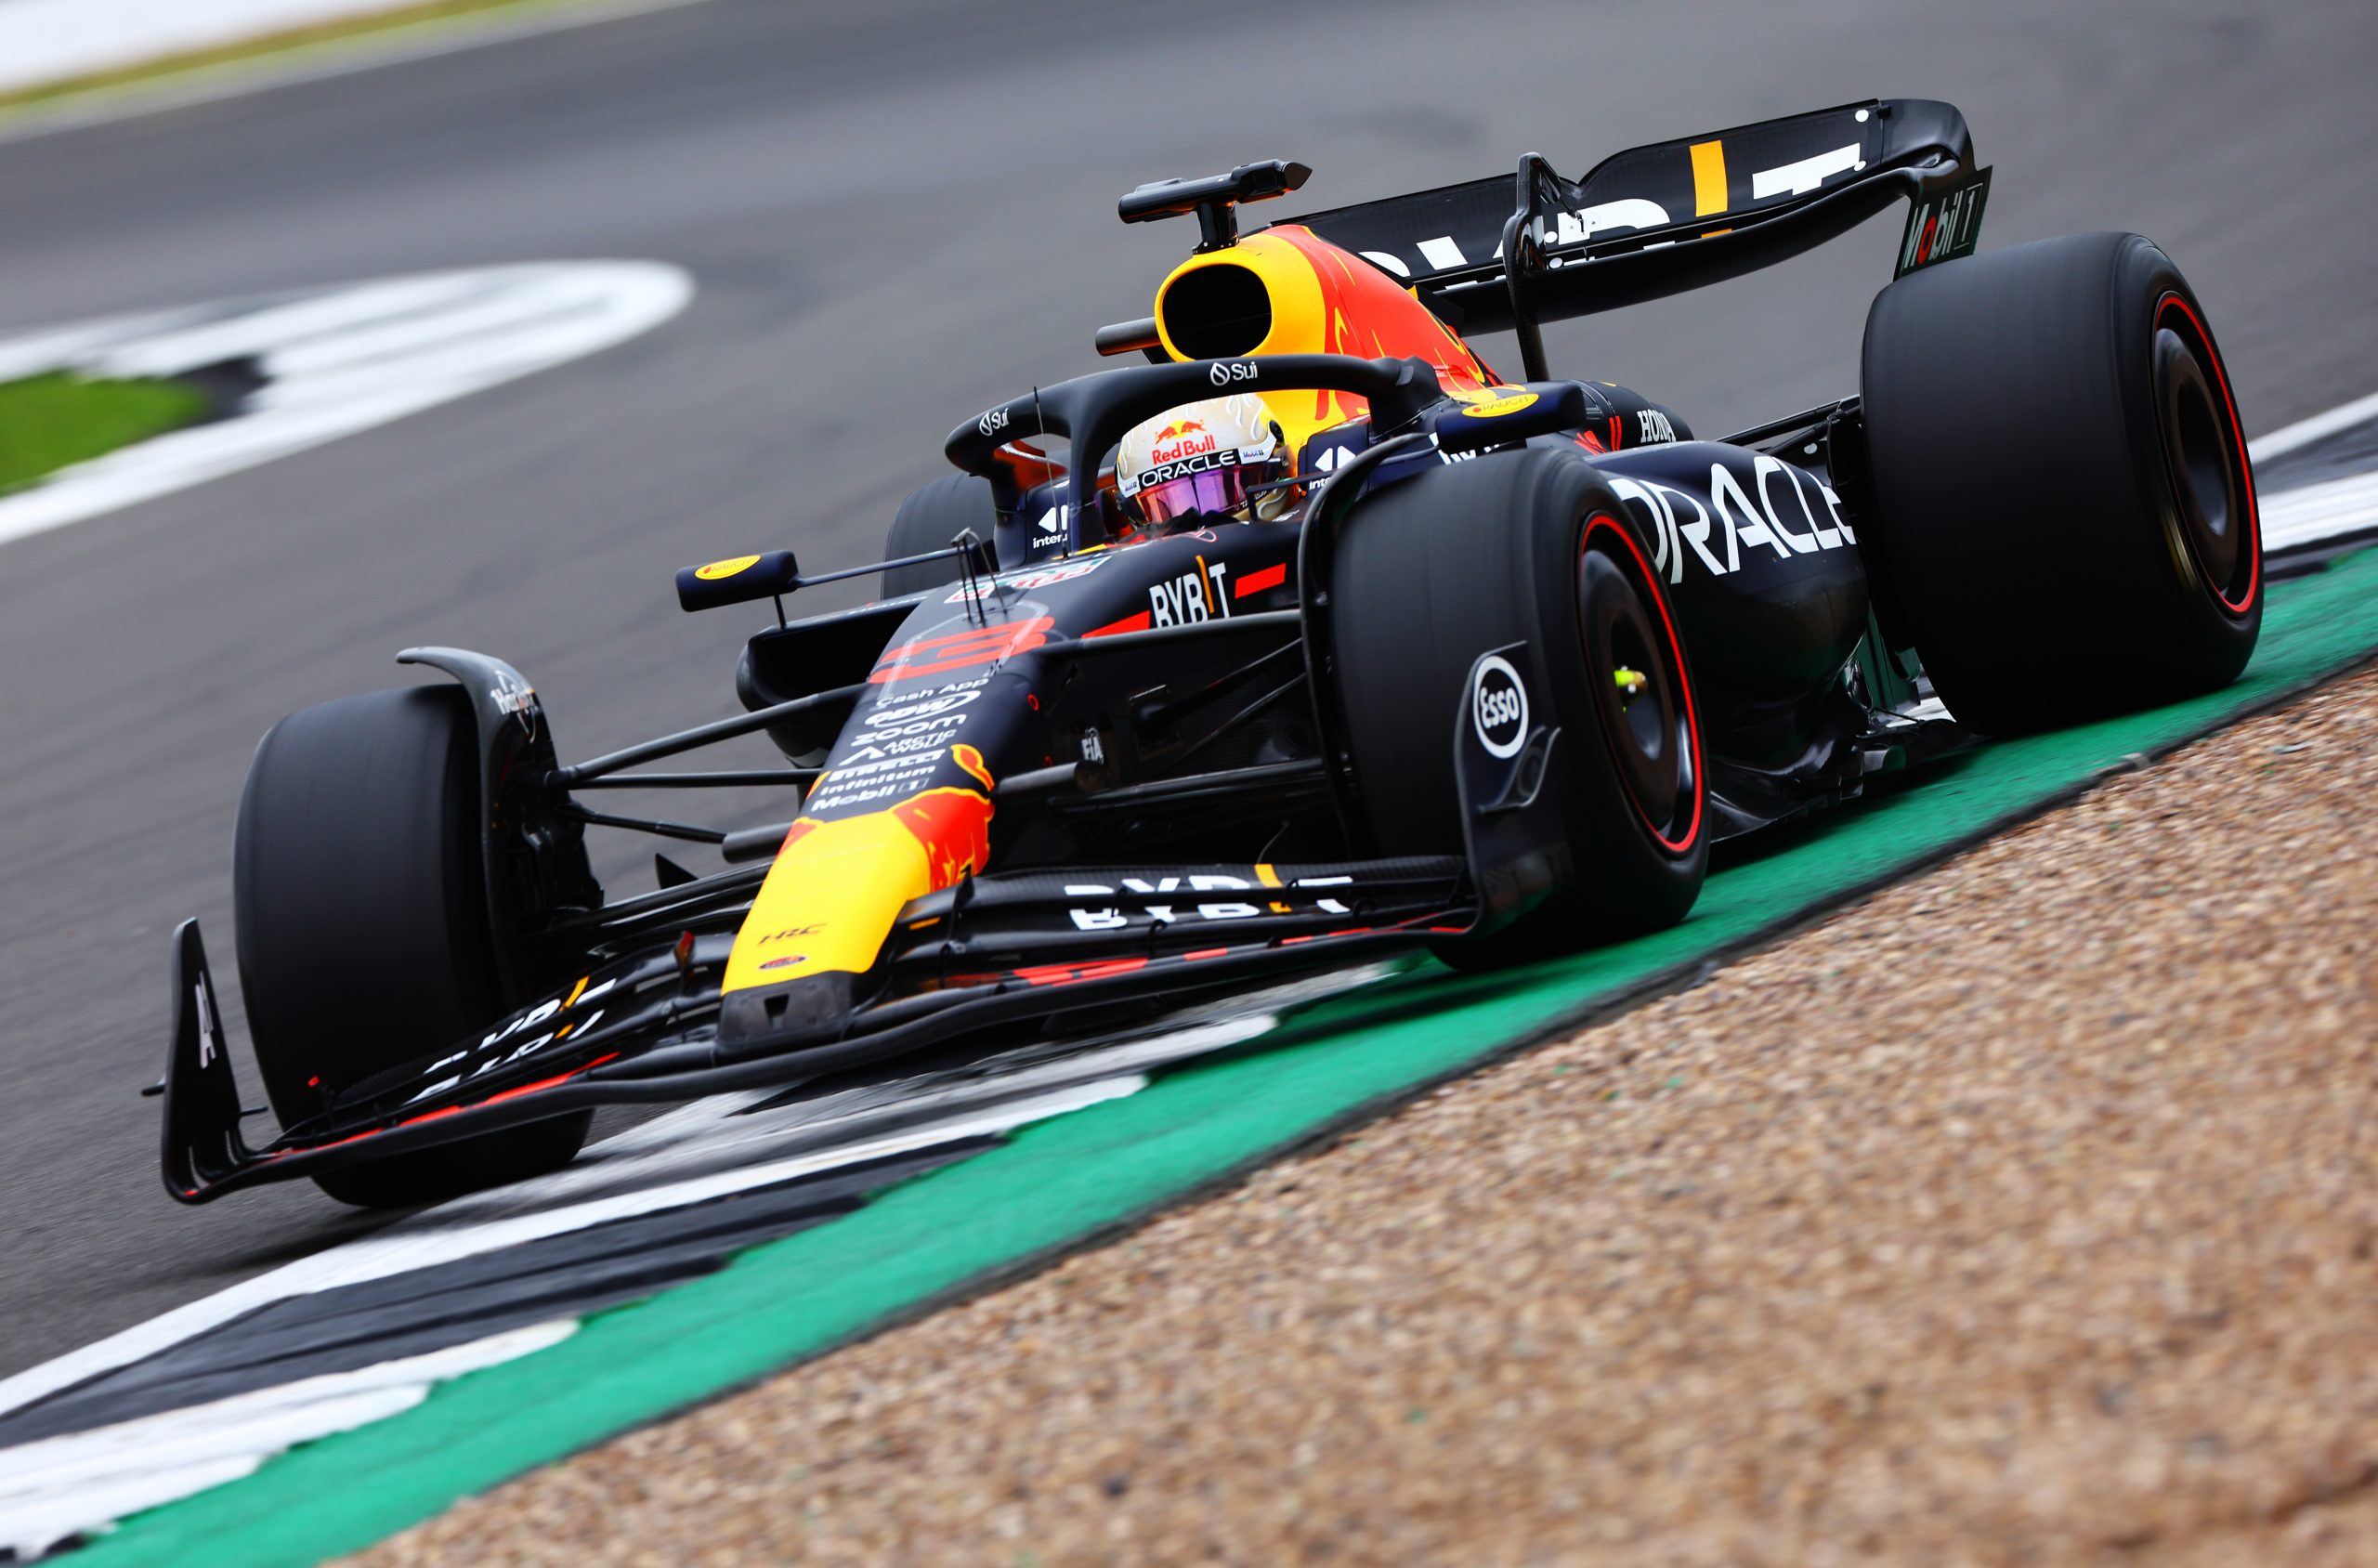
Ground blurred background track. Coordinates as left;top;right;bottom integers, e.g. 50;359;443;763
0;0;2373;1381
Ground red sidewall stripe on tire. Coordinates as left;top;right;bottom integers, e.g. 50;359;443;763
1581;512;1704;855
2156;292;2261;617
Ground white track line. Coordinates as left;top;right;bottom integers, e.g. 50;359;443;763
0;260;692;551
2250;388;2378;464
2247;386;2378;554
495;1014;1280;1209
0;1074;1146;1424
2263;469;2378;553
0;973;1343;1429
0;1320;576;1561
0;1006;1300;1553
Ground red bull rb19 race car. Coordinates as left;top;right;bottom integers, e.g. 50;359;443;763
159;98;2262;1205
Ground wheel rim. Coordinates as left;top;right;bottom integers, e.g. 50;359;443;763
1577;513;1702;854
2152;294;2259;616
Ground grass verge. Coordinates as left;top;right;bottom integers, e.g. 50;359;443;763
0;372;208;495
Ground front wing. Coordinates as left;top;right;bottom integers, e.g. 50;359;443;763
161;856;1475;1202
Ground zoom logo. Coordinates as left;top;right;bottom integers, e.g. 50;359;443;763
1470;654;1529;760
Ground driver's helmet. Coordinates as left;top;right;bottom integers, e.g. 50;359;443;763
1114;393;1283;530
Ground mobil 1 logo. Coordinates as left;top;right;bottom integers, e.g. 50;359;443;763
1470;653;1529;760
1896;164;1993;278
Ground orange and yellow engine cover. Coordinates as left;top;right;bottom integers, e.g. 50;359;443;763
1151;226;1499;453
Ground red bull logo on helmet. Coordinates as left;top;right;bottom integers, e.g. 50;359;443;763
1149;419;1219;465
1118;394;1276;490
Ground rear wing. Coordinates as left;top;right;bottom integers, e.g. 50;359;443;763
1276;98;1986;362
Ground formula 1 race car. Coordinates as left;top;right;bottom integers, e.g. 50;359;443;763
159;98;2261;1205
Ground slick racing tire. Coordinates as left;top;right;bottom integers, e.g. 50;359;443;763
1860;231;2261;734
1329;445;1706;965
882;474;998;598
234;686;591;1208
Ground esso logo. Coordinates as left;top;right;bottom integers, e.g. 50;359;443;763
1209;360;1258;386
1471;655;1529;760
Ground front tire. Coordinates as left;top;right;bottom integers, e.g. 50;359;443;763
1328;445;1707;963
881;475;998;598
1859;231;2261;733
234;686;589;1207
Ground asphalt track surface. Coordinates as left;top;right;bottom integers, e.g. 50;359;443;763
0;0;2372;1382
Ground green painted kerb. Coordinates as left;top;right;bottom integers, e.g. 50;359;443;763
79;548;2378;1567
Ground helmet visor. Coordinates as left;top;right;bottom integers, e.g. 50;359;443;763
1127;464;1246;530
1136;464;1249;527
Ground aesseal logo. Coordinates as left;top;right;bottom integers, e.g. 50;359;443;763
1471;654;1529;760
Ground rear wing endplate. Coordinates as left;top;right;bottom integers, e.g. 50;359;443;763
1278;98;1986;342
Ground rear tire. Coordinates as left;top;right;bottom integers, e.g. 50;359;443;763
1860;231;2261;734
1329;446;1706;964
882;475;998;597
234;686;590;1207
